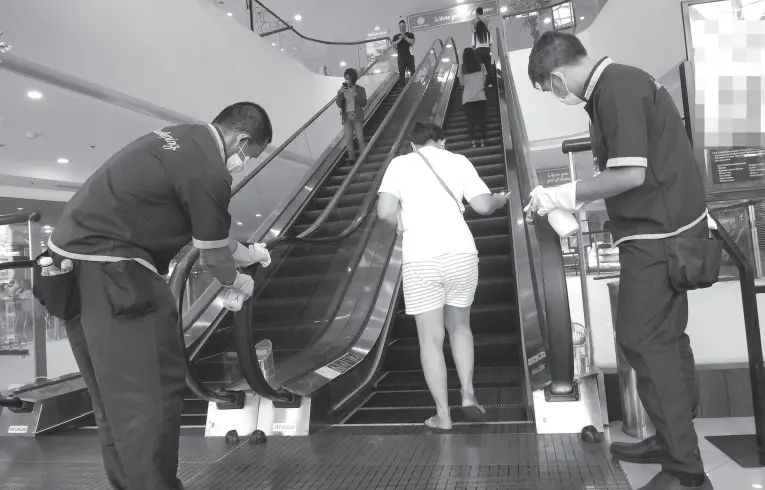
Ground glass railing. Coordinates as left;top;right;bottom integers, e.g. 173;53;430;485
494;29;575;395
231;39;450;401
171;43;400;322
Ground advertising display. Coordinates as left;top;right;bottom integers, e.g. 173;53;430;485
407;0;499;31
366;27;390;72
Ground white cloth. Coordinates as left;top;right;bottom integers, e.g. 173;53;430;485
232;241;271;268
402;253;479;316
525;182;581;217
378;146;490;263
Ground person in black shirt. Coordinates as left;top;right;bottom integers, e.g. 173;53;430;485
392;20;416;86
525;32;711;490
49;103;274;490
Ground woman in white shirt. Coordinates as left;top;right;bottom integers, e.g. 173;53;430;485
461;48;488;148
377;123;511;430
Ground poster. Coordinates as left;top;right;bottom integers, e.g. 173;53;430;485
407;0;499;31
366;27;390;72
709;148;765;185
536;167;571;186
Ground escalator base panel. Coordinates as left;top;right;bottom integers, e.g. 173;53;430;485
0;429;631;489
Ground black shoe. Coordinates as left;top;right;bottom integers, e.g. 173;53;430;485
610;435;666;464
638;472;712;489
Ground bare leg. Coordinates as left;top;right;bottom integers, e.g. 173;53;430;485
444;305;479;407
415;308;452;429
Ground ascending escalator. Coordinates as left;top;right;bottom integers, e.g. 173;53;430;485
343;85;528;424
190;83;407;394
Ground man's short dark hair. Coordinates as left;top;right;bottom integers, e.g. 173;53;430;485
213;102;273;144
476;7;483;15
410;122;445;145
527;31;588;88
399;20;406;25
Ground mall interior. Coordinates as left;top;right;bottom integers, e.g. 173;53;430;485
1;0;765;488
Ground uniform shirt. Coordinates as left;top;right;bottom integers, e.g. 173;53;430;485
50;124;232;275
584;57;707;247
393;32;415;57
378;146;491;263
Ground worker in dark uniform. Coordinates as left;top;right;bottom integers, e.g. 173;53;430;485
48;103;273;490
525;32;712;490
393;20;416;87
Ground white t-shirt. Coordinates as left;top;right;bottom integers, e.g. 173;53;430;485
378;146;491;263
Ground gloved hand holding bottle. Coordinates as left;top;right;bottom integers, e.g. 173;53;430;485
222;271;255;312
524;182;583;238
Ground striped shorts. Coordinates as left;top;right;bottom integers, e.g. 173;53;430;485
402;253;480;316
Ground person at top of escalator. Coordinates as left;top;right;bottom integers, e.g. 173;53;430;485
393;20;416;87
526;31;712;490
376;122;511;431
337;68;367;163
45;103;274;490
471;8;493;88
460;48;488;149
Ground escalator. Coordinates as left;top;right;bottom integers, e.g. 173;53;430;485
342;86;529;425
185;83;405;412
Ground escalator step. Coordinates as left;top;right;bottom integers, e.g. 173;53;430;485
363;386;523;409
343;406;527;425
384;334;521;370
474;234;511;256
375;366;524;390
467;216;512;237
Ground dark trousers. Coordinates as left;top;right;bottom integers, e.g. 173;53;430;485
464;101;488;142
398;53;415;86
616;224;706;475
476;47;493;85
65;261;186;490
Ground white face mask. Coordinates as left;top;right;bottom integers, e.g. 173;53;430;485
550;72;584;106
225;141;250;174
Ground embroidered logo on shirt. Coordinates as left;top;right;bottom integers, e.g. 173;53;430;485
154;129;180;151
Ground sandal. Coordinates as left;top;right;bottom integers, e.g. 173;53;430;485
424;416;452;432
461;404;488;422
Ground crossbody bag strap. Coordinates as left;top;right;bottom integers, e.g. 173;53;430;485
415;150;464;213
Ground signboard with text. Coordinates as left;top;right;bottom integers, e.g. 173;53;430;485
536;167;572;187
709;148;765;185
407;0;499;32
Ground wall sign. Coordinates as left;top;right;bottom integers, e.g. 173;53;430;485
407;0;499;32
709;148;765;185
536;167;572;186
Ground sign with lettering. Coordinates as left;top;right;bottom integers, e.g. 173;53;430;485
407;0;499;32
314;350;365;380
8;425;28;434
536;167;572;186
709;148;765;185
272;422;297;435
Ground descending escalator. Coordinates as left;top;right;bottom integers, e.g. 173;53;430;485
185;83;407;414
343;85;529;425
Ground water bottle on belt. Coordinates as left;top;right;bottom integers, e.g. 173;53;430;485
39;257;73;276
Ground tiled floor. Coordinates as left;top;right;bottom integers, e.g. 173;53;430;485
612;417;765;489
0;425;631;489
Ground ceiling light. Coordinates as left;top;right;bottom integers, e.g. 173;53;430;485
544;17;552;24
17;208;23;211
457;0;465;3
27;90;43;100
236;221;243;226
441;58;450;62
374;69;381;74
340;61;347;66
56;158;70;164
280;48;284;52
392;53;398;57
294;14;302;21
272;42;276;47
255;213;262;217
446;43;453;48
500;6;508;13
227;12;233;16
580;16;585;20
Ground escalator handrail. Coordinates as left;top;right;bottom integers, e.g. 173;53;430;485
292;38;446;240
334;40;453;238
251;0;390;45
231;41;454;402
494;29;575;393
232;43;397;195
